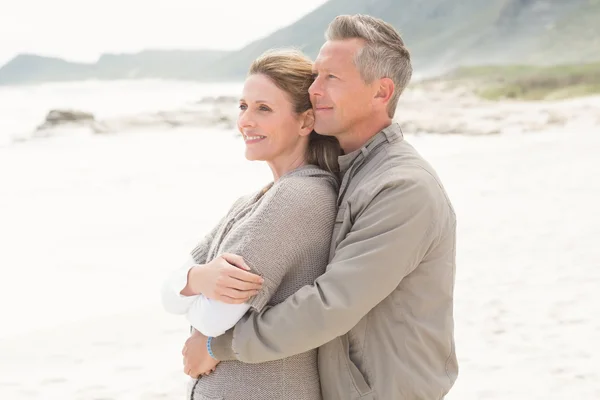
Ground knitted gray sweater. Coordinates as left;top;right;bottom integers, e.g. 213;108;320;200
188;165;338;400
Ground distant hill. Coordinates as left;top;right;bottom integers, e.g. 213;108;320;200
207;0;600;79
432;61;600;100
0;50;230;85
1;0;599;85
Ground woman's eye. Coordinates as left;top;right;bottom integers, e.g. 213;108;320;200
259;105;271;111
239;104;247;111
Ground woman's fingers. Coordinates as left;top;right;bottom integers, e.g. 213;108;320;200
222;287;258;300
225;265;264;284
222;274;262;291
220;253;250;270
219;291;257;304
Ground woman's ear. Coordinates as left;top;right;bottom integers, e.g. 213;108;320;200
299;109;315;137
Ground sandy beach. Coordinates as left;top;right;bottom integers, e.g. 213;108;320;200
0;83;598;399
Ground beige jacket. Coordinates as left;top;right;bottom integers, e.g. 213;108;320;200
212;123;458;399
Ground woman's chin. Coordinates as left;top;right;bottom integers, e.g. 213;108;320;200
244;150;266;162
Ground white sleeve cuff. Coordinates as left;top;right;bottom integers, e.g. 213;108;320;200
161;256;200;314
186;296;251;337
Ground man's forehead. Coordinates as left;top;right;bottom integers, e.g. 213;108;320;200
314;39;364;66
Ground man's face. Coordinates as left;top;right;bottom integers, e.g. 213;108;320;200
309;39;377;137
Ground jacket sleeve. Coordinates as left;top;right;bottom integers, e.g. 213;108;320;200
211;175;442;362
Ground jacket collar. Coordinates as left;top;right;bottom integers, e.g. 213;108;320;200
338;123;403;174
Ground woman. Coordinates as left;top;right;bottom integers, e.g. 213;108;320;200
161;49;342;400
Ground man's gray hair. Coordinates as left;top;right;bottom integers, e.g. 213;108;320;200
325;14;412;118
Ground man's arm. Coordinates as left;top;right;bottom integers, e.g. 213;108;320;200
211;176;444;362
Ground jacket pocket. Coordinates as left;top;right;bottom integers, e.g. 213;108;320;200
321;336;374;400
340;335;374;398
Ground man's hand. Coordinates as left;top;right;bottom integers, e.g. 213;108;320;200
183;329;220;378
183;253;264;304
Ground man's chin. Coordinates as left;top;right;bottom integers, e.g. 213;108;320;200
313;124;337;137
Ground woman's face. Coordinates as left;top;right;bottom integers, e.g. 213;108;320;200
238;74;311;164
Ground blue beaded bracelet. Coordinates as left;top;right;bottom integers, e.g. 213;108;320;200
206;336;216;359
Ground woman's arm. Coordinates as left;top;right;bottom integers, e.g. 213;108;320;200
186;296;251;337
161;195;254;313
186;177;337;337
161;255;254;337
162;253;264;310
162;206;227;314
161;255;200;315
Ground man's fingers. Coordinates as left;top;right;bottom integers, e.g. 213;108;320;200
226;266;264;285
184;363;200;379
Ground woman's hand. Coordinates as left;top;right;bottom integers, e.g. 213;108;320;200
186;253;264;304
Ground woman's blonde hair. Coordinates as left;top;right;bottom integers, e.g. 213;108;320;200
249;49;341;176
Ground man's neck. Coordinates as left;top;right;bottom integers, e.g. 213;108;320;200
339;119;393;154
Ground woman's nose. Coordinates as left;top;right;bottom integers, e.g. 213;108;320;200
238;110;255;128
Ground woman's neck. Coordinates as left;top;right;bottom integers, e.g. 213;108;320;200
267;154;307;181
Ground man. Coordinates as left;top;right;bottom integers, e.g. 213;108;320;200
184;14;458;399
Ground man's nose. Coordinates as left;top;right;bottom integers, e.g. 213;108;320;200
308;78;323;98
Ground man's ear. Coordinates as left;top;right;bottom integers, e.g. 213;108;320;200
300;109;315;136
374;77;395;106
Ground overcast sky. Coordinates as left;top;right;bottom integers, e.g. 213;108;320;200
0;0;329;66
